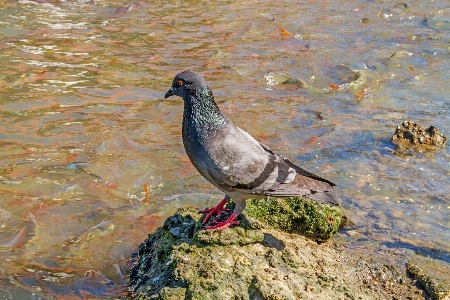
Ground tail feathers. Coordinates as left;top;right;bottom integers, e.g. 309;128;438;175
306;191;341;206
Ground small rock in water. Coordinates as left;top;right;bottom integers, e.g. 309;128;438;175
305;110;328;120
32;0;60;2
407;256;450;300
391;120;447;149
264;72;304;86
325;64;361;86
390;2;408;14
422;18;450;31
112;1;144;18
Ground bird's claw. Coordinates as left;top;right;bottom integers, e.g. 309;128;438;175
200;198;229;225
204;213;239;230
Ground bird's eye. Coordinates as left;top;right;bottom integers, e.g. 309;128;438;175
178;80;184;86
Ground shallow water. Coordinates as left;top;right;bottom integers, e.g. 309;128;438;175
0;0;449;298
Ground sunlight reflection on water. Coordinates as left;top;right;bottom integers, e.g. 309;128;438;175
0;0;449;297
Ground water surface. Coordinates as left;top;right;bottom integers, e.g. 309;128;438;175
0;0;449;298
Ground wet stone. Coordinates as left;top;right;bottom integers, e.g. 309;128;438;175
325;64;361;86
407;256;450;300
112;1;146;18
264;72;304;86
390;2;408;14
169;227;181;238
422;18;450;31
391;120;448;149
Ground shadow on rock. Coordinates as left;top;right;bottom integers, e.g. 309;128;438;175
261;233;285;251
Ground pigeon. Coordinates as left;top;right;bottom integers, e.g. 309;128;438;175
164;71;341;230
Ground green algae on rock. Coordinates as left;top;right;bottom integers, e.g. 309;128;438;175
195;220;264;246
245;196;342;241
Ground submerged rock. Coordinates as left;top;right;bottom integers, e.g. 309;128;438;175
31;0;60;3
407;256;450;300
264;72;305;86
130;208;423;299
325;64;361;86
422;18;450;31
391;120;447;149
112;1;145;18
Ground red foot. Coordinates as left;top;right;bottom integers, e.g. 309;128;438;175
200;198;230;225
205;214;239;230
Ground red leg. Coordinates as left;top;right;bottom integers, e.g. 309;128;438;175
205;213;239;230
200;198;230;225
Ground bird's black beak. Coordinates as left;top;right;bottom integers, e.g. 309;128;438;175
164;87;174;99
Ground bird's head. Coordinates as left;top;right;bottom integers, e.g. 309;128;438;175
164;71;210;100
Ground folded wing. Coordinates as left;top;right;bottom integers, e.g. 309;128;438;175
205;122;341;206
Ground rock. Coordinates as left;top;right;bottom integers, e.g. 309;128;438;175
325;64;361;86
390;2;408;14
31;0;60;2
304;109;328;120
169;227;181;238
245;196;342;241
422;18;450;31
391;120;448;149
195;220;264;246
112;1;145;18
129;208;424;299
407;256;450;300
264;72;305;86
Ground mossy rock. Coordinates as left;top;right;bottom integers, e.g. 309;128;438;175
129;208;264;299
195;220;264;246
245;196;342;241
130;196;342;298
130;207;423;300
